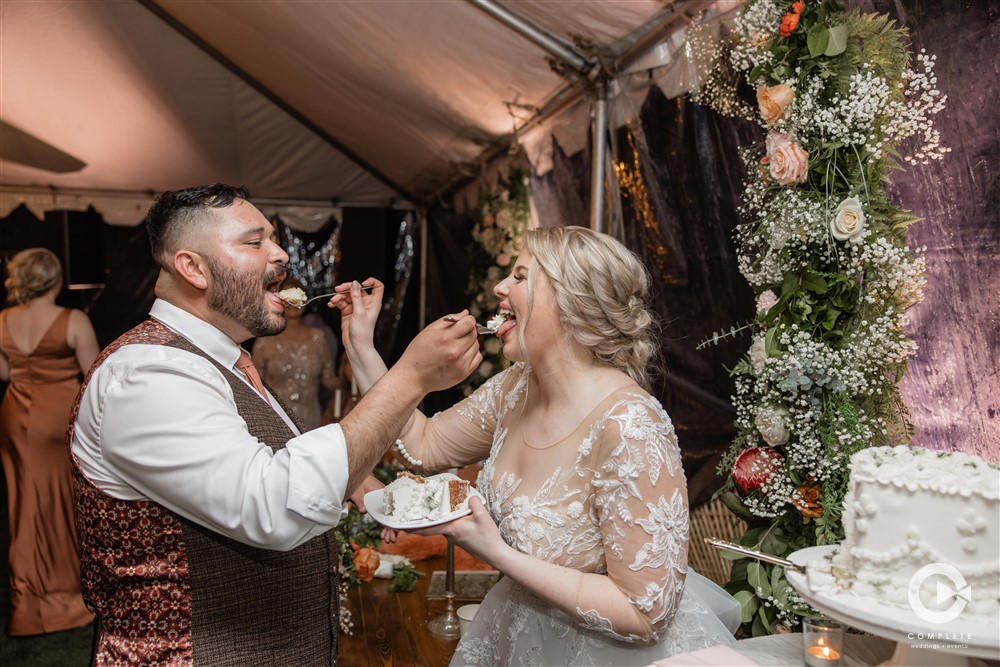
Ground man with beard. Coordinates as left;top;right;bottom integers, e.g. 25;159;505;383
69;184;482;665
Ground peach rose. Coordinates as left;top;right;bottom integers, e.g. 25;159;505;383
353;546;380;583
765;133;809;186
757;84;795;125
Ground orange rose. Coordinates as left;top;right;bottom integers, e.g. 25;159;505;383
353;546;380;583
757;84;795;125
792;483;824;522
780;11;801;37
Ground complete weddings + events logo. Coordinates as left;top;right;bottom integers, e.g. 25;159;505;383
905;563;976;651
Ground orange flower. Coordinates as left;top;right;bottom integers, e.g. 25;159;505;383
780;11;801;37
353;546;380;583
780;2;804;37
792;483;824;522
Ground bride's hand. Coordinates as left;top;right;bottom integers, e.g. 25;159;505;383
329;279;384;351
407;497;504;565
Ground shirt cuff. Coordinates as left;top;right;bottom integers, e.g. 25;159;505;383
285;423;350;524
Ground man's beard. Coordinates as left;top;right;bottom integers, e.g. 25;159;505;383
206;258;286;337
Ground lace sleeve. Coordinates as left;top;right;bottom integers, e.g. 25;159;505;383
403;364;522;471
583;395;688;642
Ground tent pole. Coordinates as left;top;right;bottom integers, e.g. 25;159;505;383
465;0;594;76
589;81;609;234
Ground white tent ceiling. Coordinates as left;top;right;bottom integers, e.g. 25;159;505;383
0;0;735;224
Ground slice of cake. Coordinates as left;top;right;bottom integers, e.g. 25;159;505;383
808;445;999;621
278;286;307;306
383;472;472;524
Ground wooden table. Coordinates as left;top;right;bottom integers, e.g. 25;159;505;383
338;556;459;667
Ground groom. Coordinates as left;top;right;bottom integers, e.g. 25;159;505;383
69;184;481;664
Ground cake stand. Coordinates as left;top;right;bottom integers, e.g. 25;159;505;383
786;546;999;667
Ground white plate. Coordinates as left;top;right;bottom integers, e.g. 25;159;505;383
363;475;483;530
786;545;999;659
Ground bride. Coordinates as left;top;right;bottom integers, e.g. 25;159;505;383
332;225;739;666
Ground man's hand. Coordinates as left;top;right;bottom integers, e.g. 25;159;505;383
396;312;481;394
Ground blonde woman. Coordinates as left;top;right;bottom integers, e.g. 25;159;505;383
333;226;739;666
0;247;97;635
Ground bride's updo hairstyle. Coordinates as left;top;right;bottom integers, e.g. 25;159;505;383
523;225;660;391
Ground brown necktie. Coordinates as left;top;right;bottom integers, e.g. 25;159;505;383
236;349;271;405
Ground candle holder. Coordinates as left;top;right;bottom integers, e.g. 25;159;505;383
427;538;461;639
803;617;844;667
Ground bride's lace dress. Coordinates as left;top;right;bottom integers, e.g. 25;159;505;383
415;363;739;667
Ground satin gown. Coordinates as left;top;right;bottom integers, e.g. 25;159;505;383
0;308;93;635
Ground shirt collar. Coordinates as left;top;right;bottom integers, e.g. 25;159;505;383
149;299;245;369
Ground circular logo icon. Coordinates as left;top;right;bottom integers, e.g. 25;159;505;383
907;563;971;624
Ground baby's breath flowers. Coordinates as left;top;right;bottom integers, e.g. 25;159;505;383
691;0;946;636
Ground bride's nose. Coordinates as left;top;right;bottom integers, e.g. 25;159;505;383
494;276;511;298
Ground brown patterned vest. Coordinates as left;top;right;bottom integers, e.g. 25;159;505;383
69;319;340;666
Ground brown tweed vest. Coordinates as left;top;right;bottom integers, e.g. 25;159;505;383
69;319;340;666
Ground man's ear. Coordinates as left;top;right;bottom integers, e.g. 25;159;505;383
173;250;210;290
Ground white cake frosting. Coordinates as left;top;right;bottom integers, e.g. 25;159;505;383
383;472;471;523
809;445;999;620
278;286;307;306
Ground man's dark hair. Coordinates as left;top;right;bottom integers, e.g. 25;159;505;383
145;183;249;266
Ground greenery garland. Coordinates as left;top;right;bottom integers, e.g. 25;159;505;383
689;0;947;635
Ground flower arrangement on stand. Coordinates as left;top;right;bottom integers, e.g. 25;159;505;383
690;0;947;635
460;166;531;395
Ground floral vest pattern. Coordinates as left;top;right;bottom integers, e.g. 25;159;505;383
69;319;340;666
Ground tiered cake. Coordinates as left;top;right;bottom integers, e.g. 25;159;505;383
809;445;999;620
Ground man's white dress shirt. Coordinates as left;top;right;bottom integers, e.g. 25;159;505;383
72;299;350;551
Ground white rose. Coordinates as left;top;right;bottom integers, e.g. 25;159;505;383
831;196;866;243
755;406;790;446
750;335;768;372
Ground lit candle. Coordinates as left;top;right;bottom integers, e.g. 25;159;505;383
803;618;843;667
806;644;841;661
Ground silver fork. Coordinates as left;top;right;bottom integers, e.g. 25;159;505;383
444;316;494;335
283;284;374;308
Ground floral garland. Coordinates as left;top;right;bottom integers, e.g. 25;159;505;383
460;166;531;396
690;0;947;635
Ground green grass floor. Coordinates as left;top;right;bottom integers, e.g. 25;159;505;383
0;471;94;666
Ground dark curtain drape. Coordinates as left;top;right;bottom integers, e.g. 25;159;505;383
529;92;758;500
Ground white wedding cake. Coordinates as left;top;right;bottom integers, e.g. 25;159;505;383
809;445;999;620
383;472;472;523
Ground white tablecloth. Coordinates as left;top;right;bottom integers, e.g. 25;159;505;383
653;633;895;667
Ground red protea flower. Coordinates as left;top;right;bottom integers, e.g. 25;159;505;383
732;446;784;494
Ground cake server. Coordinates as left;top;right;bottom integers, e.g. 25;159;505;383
704;537;806;573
